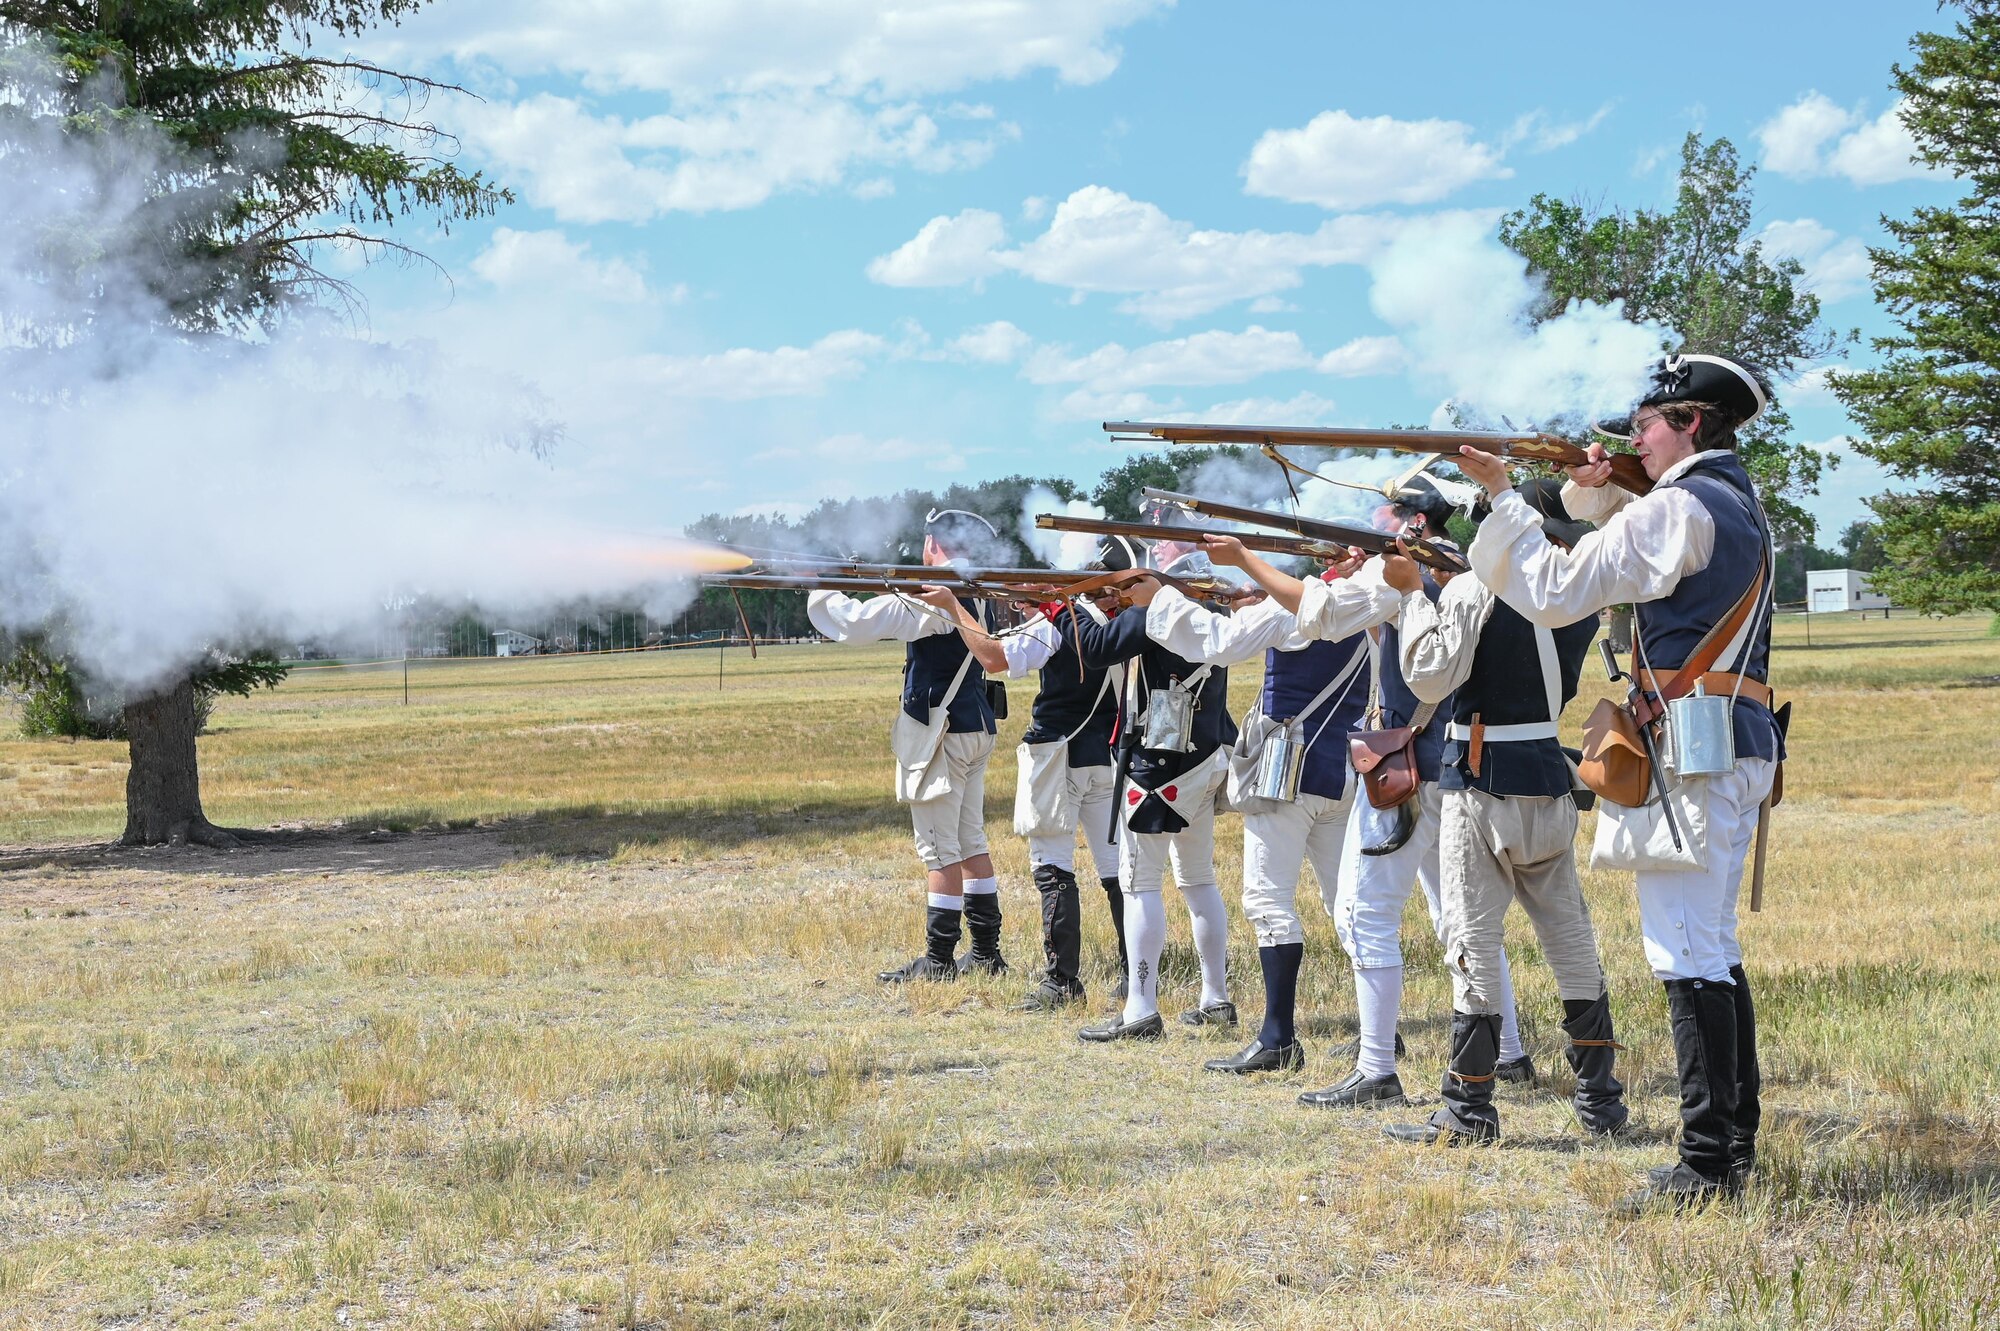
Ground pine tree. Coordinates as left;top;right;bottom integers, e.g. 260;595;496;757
1831;0;2000;615
1;2;507;845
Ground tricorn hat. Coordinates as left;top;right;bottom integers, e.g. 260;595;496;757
1388;473;1458;533
1517;477;1591;549
1595;353;1770;440
1087;535;1140;573
923;506;999;556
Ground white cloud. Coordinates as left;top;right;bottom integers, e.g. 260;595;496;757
389;0;1172;99
1829;103;1932;186
1755;92;1853;175
1242;110;1511;209
1756;93;1931;185
1789;365;1839;405
945;321;1033;364
1021;195;1050;222
1756;219;1872;303
1317;335;1406;378
866;208;1010;286
470;228;649;302
868;186;1403;321
464;92;1013;222
1504;104;1614;153
620;330;886;400
1056;388;1174;422
1024;326;1317;391
1801;433;1854;457
382;1;1166;216
1174;392;1339;427
1248;296;1297;313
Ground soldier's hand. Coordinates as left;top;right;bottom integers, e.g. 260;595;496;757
1325;545;1368;580
1198;533;1248;567
1566;440;1613;489
1122;574;1163;608
1382;542;1423;593
1455;445;1513;497
914;584;962;612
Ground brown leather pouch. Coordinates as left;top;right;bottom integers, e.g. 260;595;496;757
1348;726;1420;811
1577;697;1653;807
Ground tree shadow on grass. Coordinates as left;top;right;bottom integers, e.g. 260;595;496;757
0;797;917;880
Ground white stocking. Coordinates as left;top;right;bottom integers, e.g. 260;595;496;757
1354;964;1403;1080
1121;890;1168;1024
1178;882;1230;1009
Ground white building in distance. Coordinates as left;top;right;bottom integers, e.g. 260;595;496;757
1806;569;1890;614
493;629;544;656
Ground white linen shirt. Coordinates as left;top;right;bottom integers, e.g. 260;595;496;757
1144;587;1305;665
1469;451;1725;627
1294;561;1405;643
806;590;953;644
1396;575;1497;705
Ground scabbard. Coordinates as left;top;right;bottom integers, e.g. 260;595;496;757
1749;793;1772;913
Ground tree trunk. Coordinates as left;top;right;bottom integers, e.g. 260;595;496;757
121;676;239;847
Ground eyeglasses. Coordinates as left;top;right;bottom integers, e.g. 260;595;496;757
1629;410;1665;435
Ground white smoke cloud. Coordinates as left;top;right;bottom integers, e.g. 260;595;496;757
0;71;723;695
1362;212;1670;427
1017;487;1107;568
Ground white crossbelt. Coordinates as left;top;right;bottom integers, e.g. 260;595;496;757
1446;720;1559;742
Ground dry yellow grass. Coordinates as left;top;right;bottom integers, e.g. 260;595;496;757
0;612;1995;1329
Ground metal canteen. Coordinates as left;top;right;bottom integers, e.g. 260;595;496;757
1252;720;1306;802
1143;677;1198;752
1668;681;1736;778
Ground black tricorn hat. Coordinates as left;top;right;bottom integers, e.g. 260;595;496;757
1389;473;1457;532
1595;353;1771;440
924;506;999;555
1087;535;1139;573
1516;477;1591;548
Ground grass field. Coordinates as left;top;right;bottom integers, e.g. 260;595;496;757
1;612;1997;1329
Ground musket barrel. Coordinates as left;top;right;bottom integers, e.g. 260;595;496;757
1135;486;1468;575
1106;419;1653;496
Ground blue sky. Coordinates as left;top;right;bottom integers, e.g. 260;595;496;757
337;0;1959;542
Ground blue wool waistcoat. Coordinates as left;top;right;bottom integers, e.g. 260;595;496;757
1634;454;1784;763
1442;597;1596;799
901;599;994;734
1259;635;1370;800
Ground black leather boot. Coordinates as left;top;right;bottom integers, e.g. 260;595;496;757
1101;877;1129;998
1560;992;1630;1136
879;903;961;983
1619;978;1739;1211
1035;864;1082;991
1729;962;1761;1187
1384;1011;1500;1145
960;891;1008;976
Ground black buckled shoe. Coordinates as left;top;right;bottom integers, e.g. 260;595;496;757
1078;1012;1165;1043
958;951;1010;978
1383;1113;1498;1146
1177;1000;1239;1029
878;955;957;984
1616;1162;1736;1215
1203;1037;1304;1075
1299;1068;1406;1108
1015;978;1086;1012
1495;1053;1537;1085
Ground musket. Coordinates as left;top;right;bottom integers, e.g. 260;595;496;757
702;567;1254;606
1598;639;1683;851
1135;487;1470;576
1037;513;1360;563
746;559;1106;584
1107;420;1654;497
